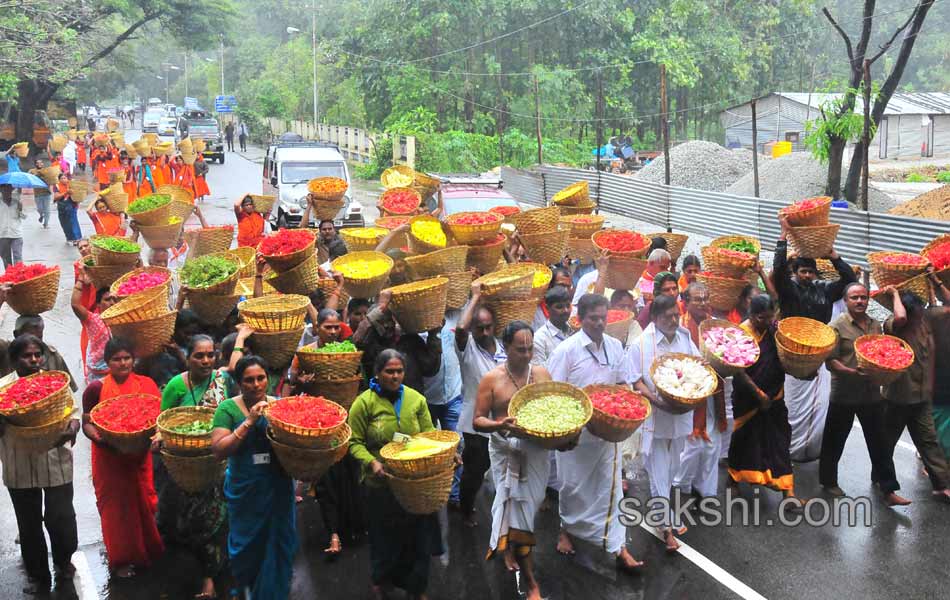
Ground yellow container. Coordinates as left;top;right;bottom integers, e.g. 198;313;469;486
772;141;792;158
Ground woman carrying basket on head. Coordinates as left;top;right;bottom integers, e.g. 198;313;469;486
87;197;127;237
53;172;83;243
235;195;266;249
194;153;211;202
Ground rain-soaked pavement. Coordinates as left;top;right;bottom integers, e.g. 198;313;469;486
1;134;947;600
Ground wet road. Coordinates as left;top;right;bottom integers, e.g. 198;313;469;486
1;132;947;600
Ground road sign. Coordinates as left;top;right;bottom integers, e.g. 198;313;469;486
184;96;200;110
214;95;237;113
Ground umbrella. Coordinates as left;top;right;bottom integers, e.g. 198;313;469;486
0;171;49;189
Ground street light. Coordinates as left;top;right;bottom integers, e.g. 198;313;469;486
161;63;180;104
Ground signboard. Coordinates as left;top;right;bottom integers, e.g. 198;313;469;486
184;96;200;110
214;95;237;113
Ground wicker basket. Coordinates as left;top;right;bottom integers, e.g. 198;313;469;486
128;200;172;226
775;317;837;355
380;430;460;480
508;381;592;449
696;272;748;312
779;196;832;227
854;334;915;386
518;262;552;299
552;181;589;206
90;393;159;454
868;251;929;287
606;256;648;291
649;353;719;414
788;224;840;259
313;199;345;221
870;273;933;312
474;268;533;300
466;234;506;274
85;261;134;289
561;214;605;238
182;262;240;297
101;285;170;326
138;221;184;250
5;267;60;314
520;228;569;266
109;310;177;357
444;270;474;309
567;237;598;264
161;451;226;493
592;229;651;258
407;215;447;254
132;140;152;157
413;171;441;200
388;466;455;515
698;318;760;377
307;177;348;202
375;216;411;248
90;236;141;266
4;410;76;454
250;327;305;370
266;396;347;449
237;277;277;297
381;165;415;189
187;290;242;325
339;227;388;252
0;371;73;427
604;310;634;341
156;185;194;205
260;231;315;272
267;252;321;296
699;246;748;279
69;180;92;202
295;347;363;381
37;165;60;186
405;246;469;279
302;376;362;411
238;294;311;332
385;277;449;333
157;406;216;456
185;226;235;257
224;246;257;279
100;187;128;213
445;212;504;245
584;385;650;443
711;235;761;257
921;234;950;289
509;206;560;235
485;298;539;336
776;337;832;378
268;425;351;482
12;142;29;158
250;194;276;214
169;200;195;223
332;251;394;299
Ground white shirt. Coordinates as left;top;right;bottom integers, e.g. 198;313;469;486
532;319;570;366
571;270;600;307
547;328;626;388
458;334;506;436
62;141;77;173
423;310;462;406
625;323;699;441
0;198;24;238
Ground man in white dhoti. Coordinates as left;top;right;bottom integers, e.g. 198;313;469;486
474;321;553;600
627;294;701;551
547;293;643;572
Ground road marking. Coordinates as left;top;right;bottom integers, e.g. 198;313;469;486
71;549;98;600
852;422;916;452
639;523;767;600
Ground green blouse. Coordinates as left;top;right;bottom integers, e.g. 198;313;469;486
212;397;247;432
161;372;212;411
347;386;434;483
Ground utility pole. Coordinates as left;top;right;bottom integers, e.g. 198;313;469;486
183;53;189;99
534;75;543;165
861;59;871;211
659;64;671;187
751;98;760;198
595;70;604;175
219;36;225;97
312;0;319;127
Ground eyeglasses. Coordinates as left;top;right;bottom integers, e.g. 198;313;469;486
691;296;710;304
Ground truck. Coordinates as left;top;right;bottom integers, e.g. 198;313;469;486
181;111;225;163
262;141;364;230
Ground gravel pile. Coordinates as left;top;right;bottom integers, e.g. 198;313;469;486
636;141;757;192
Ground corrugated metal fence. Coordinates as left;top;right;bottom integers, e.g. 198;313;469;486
500;166;946;268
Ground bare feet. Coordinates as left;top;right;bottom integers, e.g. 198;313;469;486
503;548;520;572
932;489;950;503
194;577;216;599
615;547;644;573
884;492;912;506
324;533;342;555
664;529;680;552
555;530;575;555
525;580;543;600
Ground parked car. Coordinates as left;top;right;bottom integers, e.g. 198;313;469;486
181;111;224;163
435;174;521;216
142;110;163;132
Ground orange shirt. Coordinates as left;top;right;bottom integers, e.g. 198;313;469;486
237;211;265;248
90;211;125;237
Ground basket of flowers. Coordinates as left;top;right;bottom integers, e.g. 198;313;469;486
561;214;605;238
180;255;240;295
127;194;173;226
699;319;761;377
307;177;348;202
331;251;394;299
867;251;929;287
156;184;194;205
90;393;161;454
921;233;950;289
258;229;316;272
778;196;832;226
90;235;141;266
592;229;651;257
380;430;460;479
445;211;504;245
266;395;348;449
407;215;447;254
0;263;61;314
295;340;363;380
137;217;184;250
157;406;216;456
650;353;719;414
0;371;73;427
855;334;916;385
584;384;651;443
378;187;422;216
339;227;389;252
508;381;592;449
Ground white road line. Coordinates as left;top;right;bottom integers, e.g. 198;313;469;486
852;422;916;452
71;549;99;600
638;523;767;600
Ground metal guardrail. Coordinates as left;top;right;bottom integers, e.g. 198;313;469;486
265;118;416;168
500;165;944;269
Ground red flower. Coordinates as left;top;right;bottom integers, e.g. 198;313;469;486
924;242;950;271
856;336;914;370
259;229;316;256
589;388;648;421
269;395;345;429
0;373;68;410
488;206;520;217
450;212;501;226
0;263;59;285
380;190;419;214
92;394;161;433
595;230;648;253
607;309;630;324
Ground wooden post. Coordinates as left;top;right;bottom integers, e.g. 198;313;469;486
534;75;543;165
861;59;871;211
751;98;760;198
659;64;671;187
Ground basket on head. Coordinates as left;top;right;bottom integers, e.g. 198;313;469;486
552;181;589;206
84;261;134;289
776;337;833;378
870;273;932;312
488;205;521;225
49;135;67;153
509;206;560;235
193;139;207;153
854;334;916;386
375;215;411;248
5;267;60;315
921;233;950;289
295;346;363;381
259;230;316;273
788;223;840;259
567;237;598;264
109;266;171;299
138;220;184;250
405;246;469;279
103;188;129;213
307;176;348;202
604;309;634;341
779;196;832;227
385;277;449;333
696;272;748;312
157;406;217;456
140;132;159;146
168;200;195;223
221;246;257;279
156;184;194;205
649;353;719;414
266;396;347;449
12;142;29;158
68;180;92;202
248;194;276;214
185;226;235;257
381;165;415;189
518;262;552;299
474;267;534;300
181;257;240;296
520;228;569;266
108;310;177;357
647;232;689;262
378;187;422;216
124;143;138;159
445;212;504;245
128;197;173;227
407;215;447;254
485;298;539;336
312;198;345;221
700;246;751;279
332;251;394;299
3;410;76;454
90;393;159;454
161;451;226;493
108;169;124;185
584;385;651;443
266;252;322;296
412;171;441;200
380;430;460;479
561;214;605;238
301;376;362;411
37;165;61;186
250;327;306;370
867;251;929;287
90;235;141;266
444;270;474;309
467;235;506;274
267;425;351;482
187;289;242;325
339;227;388;252
592;229;651;258
775;317;837;355
558;201;595;216
509;381;592;449
238;294;311;332
132;140;152;157
0;371;73;427
698;318;760;377
388;466;455;515
237;277;277;297
606;256;648;291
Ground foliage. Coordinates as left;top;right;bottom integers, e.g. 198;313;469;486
936;171;950;184
905;172;930;183
803;85;878;164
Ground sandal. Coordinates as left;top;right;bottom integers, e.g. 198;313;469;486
324;534;342;555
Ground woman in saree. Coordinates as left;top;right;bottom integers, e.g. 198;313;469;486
121;155;138;201
211;355;296;600
235;195;265;249
87;197;127;237
81;337;165;578
158;334;229;599
727;294;803;508
53;172;83;243
194;153;211;201
348;349;445;600
138;154;161;195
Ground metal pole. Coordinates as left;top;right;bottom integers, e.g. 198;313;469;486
862;59;871;211
164;65;169;104
534;75;542;165
312;0;319;126
220;37;225;96
659;64;671;187
751;98;760;198
184;54;188;99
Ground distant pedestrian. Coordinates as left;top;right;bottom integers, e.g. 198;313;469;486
3;146;22;173
127;109;135;126
238;122;248;152
0;183;25;268
29;158;52;229
224;122;235;152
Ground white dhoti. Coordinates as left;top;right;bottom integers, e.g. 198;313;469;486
720;377;734;460
546;452;560;490
784;365;830;462
673;398;721;498
644;436;687;528
556;429;626;554
488;434;551;554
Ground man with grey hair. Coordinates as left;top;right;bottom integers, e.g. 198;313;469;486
636;248;672;304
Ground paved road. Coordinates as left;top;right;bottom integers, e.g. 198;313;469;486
1;132;946;600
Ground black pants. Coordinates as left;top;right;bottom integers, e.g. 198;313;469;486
459;433;490;516
884;401;950;490
239;135;247;152
8;483;78;582
225;136;234;152
819;402;899;493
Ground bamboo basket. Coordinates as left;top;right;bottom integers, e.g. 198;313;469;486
156;185;193;205
124;143;138;159
870;273;932;312
711;235;761;258
110;267;171;299
779;196;832;226
509;206;560;235
185;226;235;257
921;234;950;289
85;261;134;289
561;214;605;238
250;327;306;370
138;220;184;250
559;201;596;216
104;189;129;214
49;135;67;153
445;212;504;244
157;406;216;456
788;223;840;259
247;194;275;214
302;376;362;411
854;334;915;386
266;396;347;449
606;256;648;291
388;466;455;515
485;298;539;336
474;267;533;300
260;231;315;272
519;262;552;299
225;246;257;279
698;318;760;377
488;206;521;225
775;317;837;355
405;246;469;279
592;229;651;258
604;309;634;341
37;165;60;186
266;252;322;296
700;246;748;279
696;272;748;312
466;234;506;274
0;371;73;427
237;277;276;297
108;310;177;357
4;410;76;454
413;171;441;200
169;201;195;223
238;294;311;332
380;430;460;479
509;381;592;449
90;236;141;266
584;385;650;443
567;237;598;264
90;393;159;454
307;177;348;202
385;277;449;333
161;451;226;493
132;140;152;157
444;270;474;309
267;425;351;482
378;186;423;216
776;337;832;378
551;181;589;206
128;200;172;227
868;251;929;287
646;232;689;262
187;289;242;326
181;260;240;296
375;215;411;248
332;251;394;299
311;199;344;220
407;215;447;254
650;353;719;414
295;347;363;381
13;142;29;157
339;227;388;252
68;180;92;202
381;165;415;189
520;228;569;266
6;267;60;314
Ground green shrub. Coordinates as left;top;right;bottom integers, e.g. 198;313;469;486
905;172;930;183
936;171;950;184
